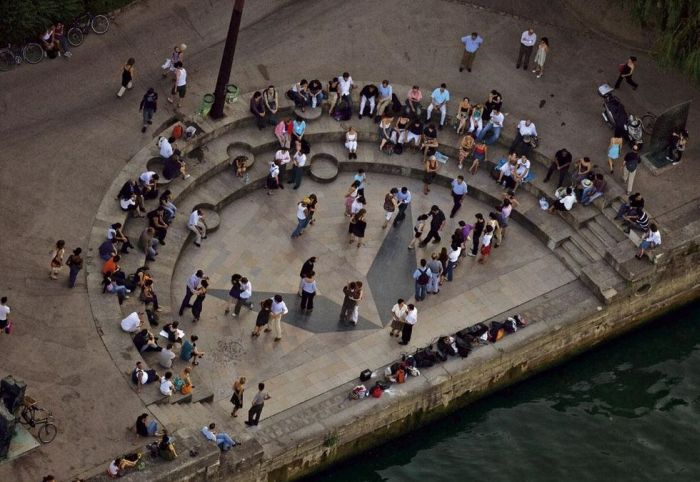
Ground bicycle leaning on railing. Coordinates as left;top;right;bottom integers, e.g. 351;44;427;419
66;12;111;47
0;42;45;71
19;396;58;444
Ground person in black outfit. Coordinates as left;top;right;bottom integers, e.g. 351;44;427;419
419;205;446;246
298;256;316;296
614;56;638;90
359;84;379;119
469;213;485;256
543;148;572;187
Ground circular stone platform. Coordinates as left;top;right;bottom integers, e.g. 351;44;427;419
227;143;255;169
294;106;322;120
145;157;175;185
309;153;339;183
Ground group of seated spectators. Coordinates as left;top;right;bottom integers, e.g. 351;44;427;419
41;22;72;59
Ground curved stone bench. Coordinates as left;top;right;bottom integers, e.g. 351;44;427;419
193;204;221;233
308;153;339;183
294;106;323;120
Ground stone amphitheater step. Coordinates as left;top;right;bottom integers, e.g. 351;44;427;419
553;244;582;276
561;239;591;270
586;214;627;246
580;259;627;304
577;223;610;255
569;231;603;262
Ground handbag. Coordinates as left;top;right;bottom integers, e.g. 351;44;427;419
4;320;13;335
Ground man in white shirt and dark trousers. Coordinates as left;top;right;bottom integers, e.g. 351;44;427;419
188;208;207;247
291;146;306;190
233;277;253;317
338;72;355;111
449;176;468;218
399;304;417;345
275;147;290;187
516;28;537;70
0;297;10;334
393;187;411;227
178;270;206;316
270;295;288;342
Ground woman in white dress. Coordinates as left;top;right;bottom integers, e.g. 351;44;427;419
345;126;358;159
533;37;549;79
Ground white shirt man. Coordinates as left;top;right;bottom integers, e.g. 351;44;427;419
0;298;10;331
139;171;157;185
275;149;291;166
488;111;505;128
120;312;143;333
515;157;531;180
293;151;307;167
644;228;662;246
159;137;173;159
399;305;418;345
188;209;207;247
448;246;462;263
187;272;202;293
351;198;365;215
239;279;252;301
427;84;450;127
560;192;577;211
270;296;289;341
338;73;354;97
159;376;174;396
520;29;537;47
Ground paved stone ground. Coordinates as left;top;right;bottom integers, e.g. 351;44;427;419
171;170;575;420
0;0;697;480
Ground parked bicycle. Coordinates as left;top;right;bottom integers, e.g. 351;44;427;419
19;396;58;444
67;12;111;47
0;42;44;71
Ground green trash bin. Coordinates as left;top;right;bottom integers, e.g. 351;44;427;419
225;84;240;104
199;93;215;116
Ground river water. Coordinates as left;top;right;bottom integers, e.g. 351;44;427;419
307;300;700;482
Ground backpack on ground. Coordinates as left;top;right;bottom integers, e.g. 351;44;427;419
370;383;383;398
417;268;430;285
437;336;457;357
145;309;159;327
171;124;184;140
393;143;403;155
489;321;506;342
360;369;372;382
455;337;471;358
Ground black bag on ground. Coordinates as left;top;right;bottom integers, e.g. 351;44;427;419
146;309;159;326
360;369;372;382
414;349;435;368
468;323;489;337
333;99;352;121
437;337;457;357
402;354;416;368
390;93;402;114
393;143;403;155
455;337;472;358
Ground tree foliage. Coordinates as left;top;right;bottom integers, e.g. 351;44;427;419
0;0;131;45
621;0;700;82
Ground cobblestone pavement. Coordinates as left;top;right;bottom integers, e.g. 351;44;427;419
0;0;697;479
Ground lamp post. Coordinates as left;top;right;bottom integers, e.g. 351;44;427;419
210;0;245;119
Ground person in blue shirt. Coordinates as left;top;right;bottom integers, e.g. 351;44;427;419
449;175;468;218
426;83;450;129
393;187;412;227
460;32;483;72
376;80;393;119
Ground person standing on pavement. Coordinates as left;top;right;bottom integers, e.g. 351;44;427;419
225;273;242;315
0;297;10;335
349;281;363;325
399;304;417;345
389;299;407;337
252;298;272;337
179;270;206;316
469;213;485;257
544;148;572;188
139;88;158;133
230;377;246;417
382;188;399;229
168;61;187;108
298;257;316;295
622;145;640;195
427;253;443;295
233;277;253;317
614;56;638;90
459;32;483;72
393;186;412;227
65;247;83;288
339;281;357;322
117;58;135;98
245;383;271;426
291;199;309;239
449;175;468;218
275;146;290;187
49;239;65;280
532;37;549;78
270;295;288;342
478;225;494;264
300;271;317;313
516;27;537;70
413;259;431;302
420;205;446;247
291;143;307;190
191;279;208;323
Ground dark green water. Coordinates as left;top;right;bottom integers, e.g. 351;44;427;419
307;300;700;482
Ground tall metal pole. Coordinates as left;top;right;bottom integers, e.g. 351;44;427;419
210;0;245;119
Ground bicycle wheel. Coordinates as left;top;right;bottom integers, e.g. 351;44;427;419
22;43;44;64
91;15;110;34
641;113;656;135
38;423;57;443
0;51;15;71
67;27;84;47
